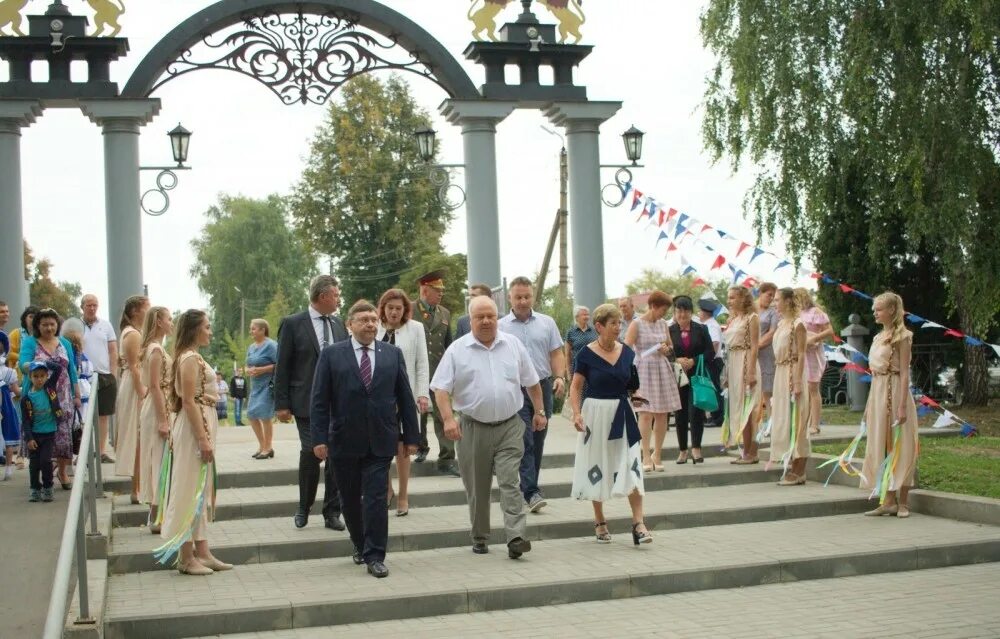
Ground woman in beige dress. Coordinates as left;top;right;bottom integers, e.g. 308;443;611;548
723;287;762;463
156;309;232;575
769;288;811;484
138;306;173;532
114;295;149;503
860;292;919;518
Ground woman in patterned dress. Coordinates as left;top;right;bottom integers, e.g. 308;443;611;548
723;287;762;463
114;296;149;504
769;288;811;484
860;293;919;518
18;309;81;489
157;309;232;575
624;290;682;472
795;288;833;436
138;306;173;532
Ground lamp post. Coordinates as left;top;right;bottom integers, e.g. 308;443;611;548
601;125;645;207
414;127;467;211
139;123;193;216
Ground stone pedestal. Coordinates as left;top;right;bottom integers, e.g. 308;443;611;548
841;313;871;412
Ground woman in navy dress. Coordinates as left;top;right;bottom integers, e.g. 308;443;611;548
568;303;651;546
245;319;277;459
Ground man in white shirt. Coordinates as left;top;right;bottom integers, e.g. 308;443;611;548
432;296;545;559
617;296;639;342
81;294;118;462
696;299;726;426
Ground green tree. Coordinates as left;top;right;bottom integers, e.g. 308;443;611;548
190;194;315;350
24;241;82;320
624;268;728;305
701;0;1000;404
393;251;468;323
289;74;450;304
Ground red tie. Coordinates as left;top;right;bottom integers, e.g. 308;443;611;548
360;346;372;391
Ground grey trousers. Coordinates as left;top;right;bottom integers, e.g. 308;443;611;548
457;414;526;545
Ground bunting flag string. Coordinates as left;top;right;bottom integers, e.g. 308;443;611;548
617;181;1000;362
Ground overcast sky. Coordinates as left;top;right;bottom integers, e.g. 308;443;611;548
9;0;804;319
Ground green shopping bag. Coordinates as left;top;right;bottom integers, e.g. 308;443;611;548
691;354;719;411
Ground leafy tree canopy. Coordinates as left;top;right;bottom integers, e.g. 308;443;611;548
24;241;82;320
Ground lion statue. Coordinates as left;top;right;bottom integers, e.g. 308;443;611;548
468;0;512;42
538;0;585;44
0;0;30;37
83;0;125;37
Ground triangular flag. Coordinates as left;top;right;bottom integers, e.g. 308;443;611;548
918;395;941;409
717;229;729;240
774;258;790;269
713;305;727;318
673;222;687;240
630;189;643;211
932;413;956;429
839;283;854;294
701;289;719;300
648;201;657;219
811;272;823;280
821;275;837;285
851;290;873;300
711;255;726;270
692;277;706;286
700;223;713;234
666;242;678;253
921;321;945;329
964;335;984;347
666;207;678;220
991;344;1000;358
682;265;697;276
943;328;964;339
858;374;872;383
905;313;926;325
677;213;689;227
732;269;746;284
655;230;669;246
736;241;751;258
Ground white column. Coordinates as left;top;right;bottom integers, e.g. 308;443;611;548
80;100;160;321
440;100;516;289
545;102;622;310
0;101;42;316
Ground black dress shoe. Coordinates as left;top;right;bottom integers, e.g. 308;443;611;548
507;537;531;559
352;548;364;565
472;542;489;554
324;515;345;531
367;561;389;578
293;508;309;529
414;450;428;463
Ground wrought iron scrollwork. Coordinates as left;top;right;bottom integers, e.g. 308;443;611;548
427;165;467;212
140;169;179;217
152;7;445;105
601;167;634;207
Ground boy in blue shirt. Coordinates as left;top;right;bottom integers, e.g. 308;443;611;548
21;361;63;502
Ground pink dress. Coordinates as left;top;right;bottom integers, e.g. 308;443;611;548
800;307;829;383
633;318;682;414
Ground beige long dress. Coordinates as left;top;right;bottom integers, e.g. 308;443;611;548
138;342;173;505
160;352;218;543
722;313;762;448
768;318;811;464
114;326;143;477
860;331;919;493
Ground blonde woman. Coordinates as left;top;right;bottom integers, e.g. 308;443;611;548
794;288;833;435
723;287;762;463
114;295;150;503
860;293;919;518
138;307;173;532
156;309;231;574
769;289;811;484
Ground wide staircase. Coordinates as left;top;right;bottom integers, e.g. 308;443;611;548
92;419;1000;639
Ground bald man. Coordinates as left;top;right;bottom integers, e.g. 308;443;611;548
81;294;119;461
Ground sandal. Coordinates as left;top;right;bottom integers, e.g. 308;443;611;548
864;504;898;517
642;462;654;473
631;522;652;545
896;506;910;519
594;521;612;544
809;427;821;436
396;499;409;517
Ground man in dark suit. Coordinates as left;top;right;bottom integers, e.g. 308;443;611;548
275;274;348;531
454;282;493;340
311;300;419;579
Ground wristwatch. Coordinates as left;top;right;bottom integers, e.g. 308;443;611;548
536;410;545;416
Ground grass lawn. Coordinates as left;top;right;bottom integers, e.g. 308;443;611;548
813;435;1000;500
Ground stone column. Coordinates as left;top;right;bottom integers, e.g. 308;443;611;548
841;313;871;412
440;100;516;289
545;102;622;310
80;99;160;322
0;101;42;317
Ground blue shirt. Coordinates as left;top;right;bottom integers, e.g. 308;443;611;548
497;310;563;378
24;388;57;435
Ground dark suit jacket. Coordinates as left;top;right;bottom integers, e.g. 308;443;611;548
274;309;348;417
669;321;716;369
310;339;419;459
455;314;471;340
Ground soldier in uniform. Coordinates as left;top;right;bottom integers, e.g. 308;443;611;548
415;270;459;476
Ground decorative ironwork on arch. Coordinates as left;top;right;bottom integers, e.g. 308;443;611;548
152;8;441;105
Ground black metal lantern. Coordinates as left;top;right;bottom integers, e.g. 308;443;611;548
622;125;644;166
168;123;192;167
414;127;436;162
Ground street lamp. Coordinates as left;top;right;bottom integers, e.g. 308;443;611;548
412;127;466;211
140;122;194;216
601;125;646;207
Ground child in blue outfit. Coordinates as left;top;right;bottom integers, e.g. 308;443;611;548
21;361;63;502
0;330;21;481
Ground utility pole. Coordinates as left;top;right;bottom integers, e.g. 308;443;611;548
537;128;570;301
233;286;246;338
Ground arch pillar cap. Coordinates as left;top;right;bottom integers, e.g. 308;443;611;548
0;101;43;128
80;99;161;125
440;100;517;125
544;101;622;129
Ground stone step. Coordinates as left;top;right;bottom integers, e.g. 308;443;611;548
102;513;1000;639
109;456;781;527
108;482;870;573
195;562;1000;638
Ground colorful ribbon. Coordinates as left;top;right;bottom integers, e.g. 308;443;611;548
153;463;210;566
817;421;867;486
153;443;173;527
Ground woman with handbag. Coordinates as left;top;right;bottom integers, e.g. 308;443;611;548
668;296;716;464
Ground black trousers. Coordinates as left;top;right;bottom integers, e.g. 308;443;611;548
331;453;392;565
296;415;341;518
675;385;705;451
29;433;55;490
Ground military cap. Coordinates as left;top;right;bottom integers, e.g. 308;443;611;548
418;270;446;289
697;298;718;314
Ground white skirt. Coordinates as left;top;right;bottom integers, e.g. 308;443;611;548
571;398;644;502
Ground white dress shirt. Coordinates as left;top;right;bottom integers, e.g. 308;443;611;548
430;331;540;423
309;305;337;348
351;337;376;381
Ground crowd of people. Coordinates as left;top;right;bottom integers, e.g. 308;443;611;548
0;275;919;579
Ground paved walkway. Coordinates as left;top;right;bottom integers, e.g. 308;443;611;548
208;562;1000;639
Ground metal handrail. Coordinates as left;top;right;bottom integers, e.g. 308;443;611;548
43;391;101;638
